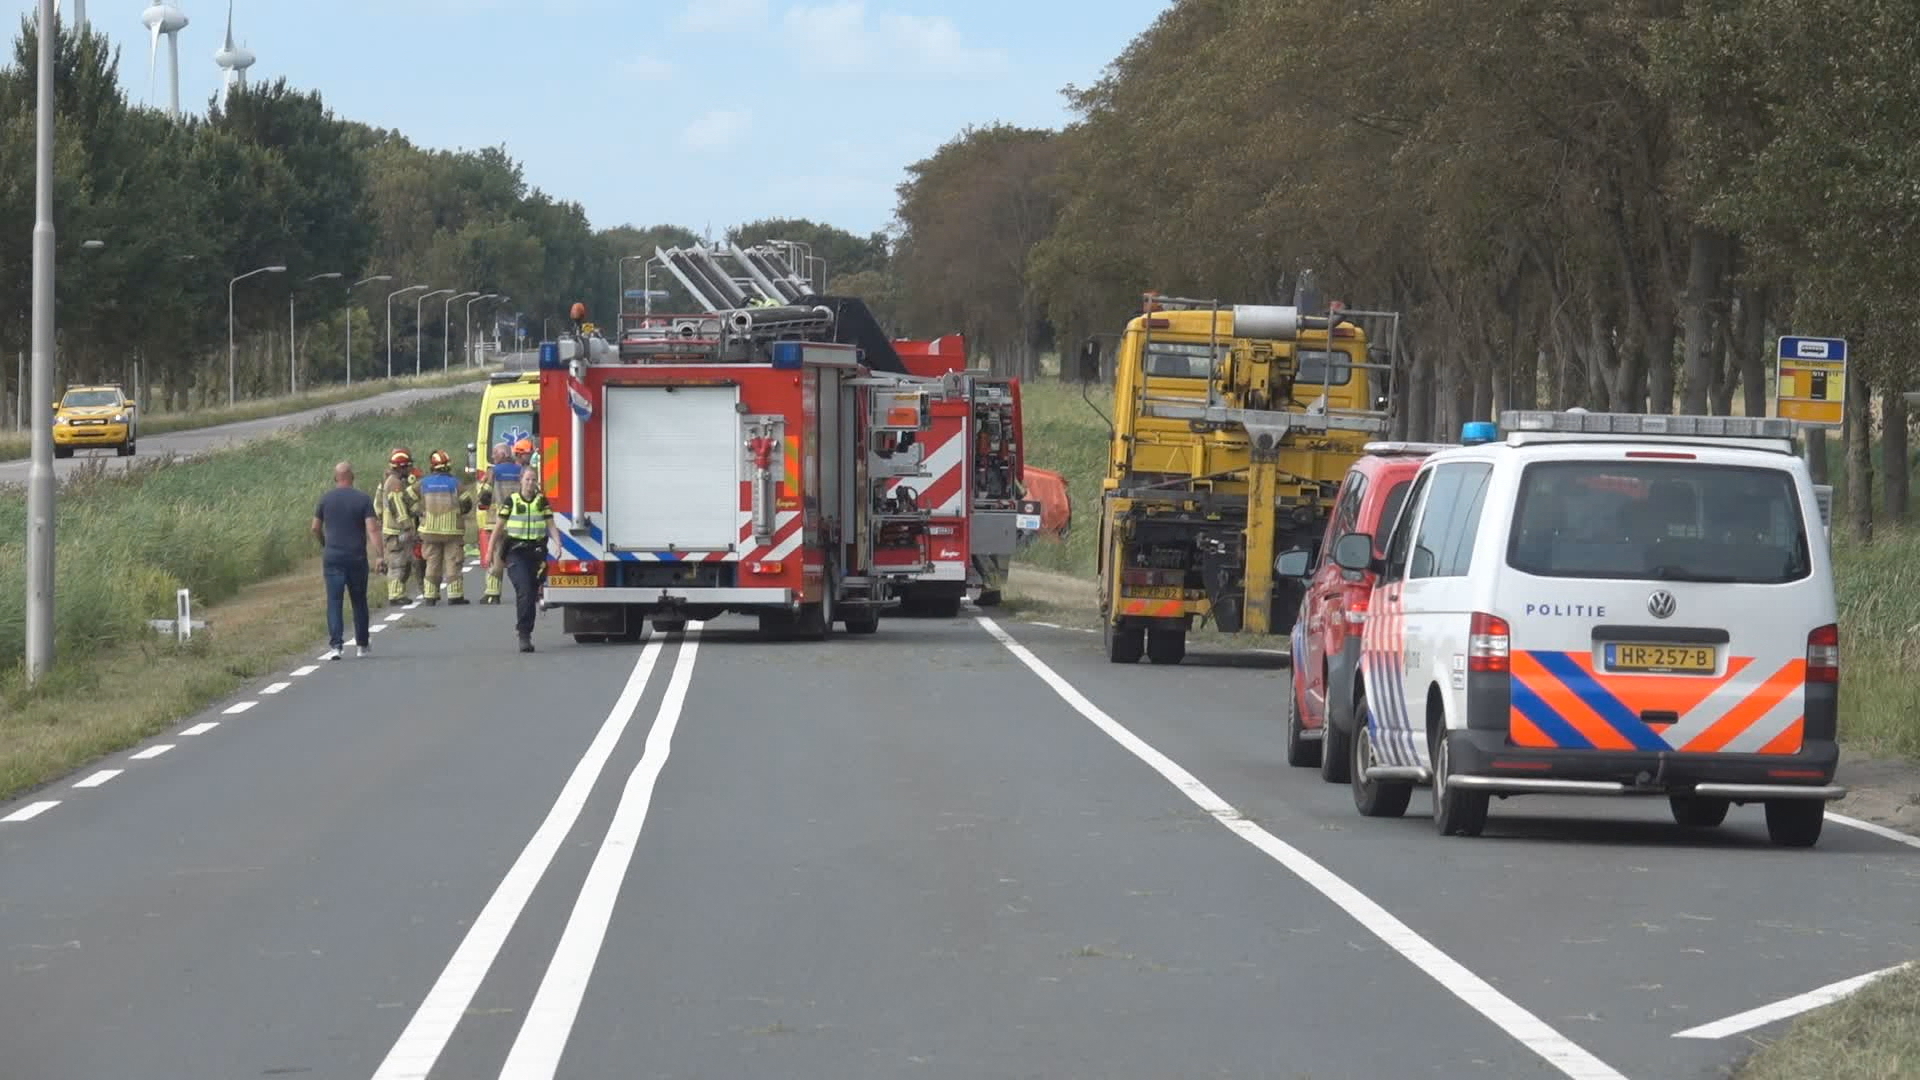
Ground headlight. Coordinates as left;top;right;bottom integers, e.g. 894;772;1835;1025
53;416;65;425
112;413;127;423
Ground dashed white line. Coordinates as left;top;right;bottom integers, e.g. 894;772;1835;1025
498;625;703;1078
222;701;258;715
130;745;174;760
73;770;121;789
371;624;388;634
291;665;319;677
261;681;292;695
181;722;219;736
386;613;406;622
370;636;671;1080
1830;812;1920;851
1673;961;1915;1039
1;801;59;823
974;615;1628;1080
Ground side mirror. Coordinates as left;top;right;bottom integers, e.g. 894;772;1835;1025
1331;532;1375;572
1274;549;1313;578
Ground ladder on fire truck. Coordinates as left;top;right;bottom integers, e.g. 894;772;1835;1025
653;242;816;311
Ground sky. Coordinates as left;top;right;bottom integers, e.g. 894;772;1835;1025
14;0;1174;238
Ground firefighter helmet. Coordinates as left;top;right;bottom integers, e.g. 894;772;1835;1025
428;449;453;472
389;449;412;469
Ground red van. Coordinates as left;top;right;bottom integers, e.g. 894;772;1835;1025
1276;442;1453;781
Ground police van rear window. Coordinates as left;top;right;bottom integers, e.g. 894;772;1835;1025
1506;460;1811;584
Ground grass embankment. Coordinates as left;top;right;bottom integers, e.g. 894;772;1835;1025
0;391;480;801
0;365;493;462
1736;964;1920;1080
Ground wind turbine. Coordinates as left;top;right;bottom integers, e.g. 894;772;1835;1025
213;0;253;103
141;2;189;118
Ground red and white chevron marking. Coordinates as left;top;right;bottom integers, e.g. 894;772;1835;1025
883;424;967;516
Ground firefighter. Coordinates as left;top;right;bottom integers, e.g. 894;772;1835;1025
490;454;552;653
379;449;421;602
417;450;473;606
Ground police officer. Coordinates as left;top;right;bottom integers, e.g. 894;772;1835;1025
490;453;552;652
380;449;421;602
417;450;474;605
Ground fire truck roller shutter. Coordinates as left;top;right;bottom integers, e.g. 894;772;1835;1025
603;384;742;553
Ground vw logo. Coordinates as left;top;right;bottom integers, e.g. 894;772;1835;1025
1647;590;1677;619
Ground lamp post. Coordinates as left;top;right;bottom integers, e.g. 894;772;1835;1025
416;289;453;376
290;271;343;394
543;316;554;342
229;264;287;406
464;293;499;367
386;284;427;379
346;274;392;386
25;0;56;682
443;291;478;371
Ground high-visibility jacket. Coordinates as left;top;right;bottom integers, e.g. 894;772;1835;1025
380;475;418;537
503;491;550;544
418;470;470;538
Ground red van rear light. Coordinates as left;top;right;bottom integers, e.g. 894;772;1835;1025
1343;588;1371;625
1468;612;1510;673
1807;624;1839;684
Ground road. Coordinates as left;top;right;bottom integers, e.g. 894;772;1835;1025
0;377;504;487
2;573;1917;1080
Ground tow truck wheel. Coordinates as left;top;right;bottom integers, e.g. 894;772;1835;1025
572;633;608;645
1764;799;1825;848
1430;732;1489;837
1668;795;1730;828
1284;675;1320;768
1145;626;1186;665
1104;618;1143;664
1350;697;1412;819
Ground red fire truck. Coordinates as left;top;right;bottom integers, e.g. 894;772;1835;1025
534;304;938;643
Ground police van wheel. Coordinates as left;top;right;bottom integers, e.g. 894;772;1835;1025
1668;795;1730;828
1351;701;1412;819
1430;734;1489;837
1764;799;1825;848
1284;676;1320;768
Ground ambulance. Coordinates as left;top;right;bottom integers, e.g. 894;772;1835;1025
1333;409;1845;846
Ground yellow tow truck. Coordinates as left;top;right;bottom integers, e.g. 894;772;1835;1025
52;383;137;458
1094;292;1397;664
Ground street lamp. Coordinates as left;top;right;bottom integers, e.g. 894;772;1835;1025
443;291;479;370
26;0;55;682
229;264;287;405
346;274;393;386
465;293;500;367
290;272;343;394
416;289;453;376
386;284;428;379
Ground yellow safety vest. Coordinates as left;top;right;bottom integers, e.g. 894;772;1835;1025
504;491;549;543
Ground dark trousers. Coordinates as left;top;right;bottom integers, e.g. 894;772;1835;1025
505;545;543;636
324;556;372;648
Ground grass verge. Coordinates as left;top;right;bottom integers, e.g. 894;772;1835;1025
1734;963;1920;1080
0;365;494;462
0;390;480;801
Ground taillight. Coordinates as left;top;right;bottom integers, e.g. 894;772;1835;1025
1807;624;1839;684
1468;612;1510;673
1343;589;1370;626
1122;568;1182;588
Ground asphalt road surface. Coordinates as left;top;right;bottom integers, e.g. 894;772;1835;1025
2;576;1917;1080
0;377;504;488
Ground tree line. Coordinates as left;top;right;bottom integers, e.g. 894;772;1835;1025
866;0;1920;542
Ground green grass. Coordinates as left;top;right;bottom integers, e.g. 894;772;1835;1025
0;365;493;462
0;391;481;799
1735;962;1920;1080
1018;380;1113;579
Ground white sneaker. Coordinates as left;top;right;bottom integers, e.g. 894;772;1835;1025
354;642;369;658
324;647;342;661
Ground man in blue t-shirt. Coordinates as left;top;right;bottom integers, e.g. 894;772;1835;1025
311;460;388;660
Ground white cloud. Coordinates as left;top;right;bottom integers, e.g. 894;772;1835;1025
622;56;676;82
681;109;752;152
676;0;770;32
782;2;1009;77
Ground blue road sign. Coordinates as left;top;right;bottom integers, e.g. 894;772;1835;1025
1779;336;1848;363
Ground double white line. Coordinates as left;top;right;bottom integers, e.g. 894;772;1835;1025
372;625;702;1080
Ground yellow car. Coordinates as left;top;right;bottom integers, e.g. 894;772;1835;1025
52;384;137;458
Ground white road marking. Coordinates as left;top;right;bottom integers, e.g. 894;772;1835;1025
497;624;704;1078
1673;961;1914;1040
1829;812;1920;851
386;613;406;622
974;615;1628;1080
291;665;319;677
1;801;59;823
371;624;388;634
131;745;174;760
261;681;292;695
370;638;670;1080
222;701;257;715
181;722;219;736
73;769;121;789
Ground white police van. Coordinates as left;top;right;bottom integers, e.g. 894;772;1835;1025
1327;409;1844;846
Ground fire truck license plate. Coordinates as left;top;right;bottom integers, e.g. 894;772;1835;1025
547;574;598;587
1604;643;1715;673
